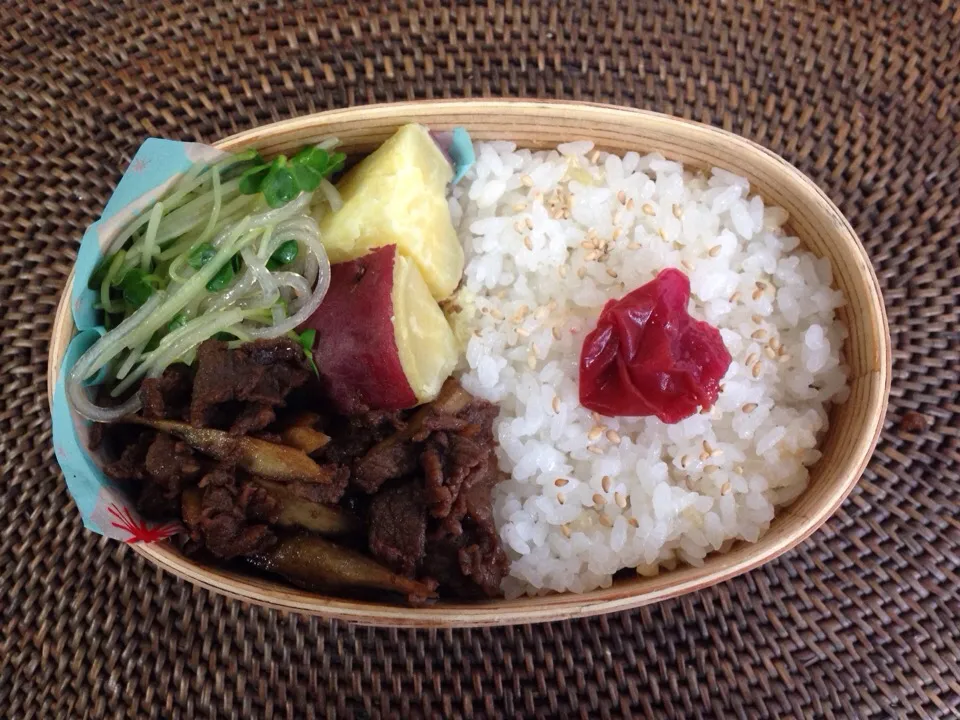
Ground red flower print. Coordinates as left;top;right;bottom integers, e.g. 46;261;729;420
107;504;181;543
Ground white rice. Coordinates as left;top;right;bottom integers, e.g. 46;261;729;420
448;141;850;598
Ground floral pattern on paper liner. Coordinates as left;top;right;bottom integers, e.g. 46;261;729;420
101;501;181;543
52;138;223;542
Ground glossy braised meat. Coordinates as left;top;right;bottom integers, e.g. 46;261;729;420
421;433;488;522
368;481;427;576
321;410;406;470
137;432;204;516
181;466;280;559
447;467;509;597
277;469;351;506
111;339;349;539
105;342;509;601
420;410;508;597
360;381;509;598
140;363;193;420
351;380;473;493
103;431;154;482
189;338;311;433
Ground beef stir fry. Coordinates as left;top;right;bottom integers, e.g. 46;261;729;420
102;337;508;602
66;127;512;604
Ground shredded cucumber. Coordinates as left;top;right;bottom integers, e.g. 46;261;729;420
139;201;164;272
100;249;127;314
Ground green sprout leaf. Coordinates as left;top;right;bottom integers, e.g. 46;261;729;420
167;313;188;332
296;328;319;376
261;156;298;208
298;328;316;352
290;163;321;192
188;243;217;270
291;147;345;191
205;261;235;292
266;239;299;270
222;150;266;182
120;268;154;308
239;162;271;195
240;146;344;206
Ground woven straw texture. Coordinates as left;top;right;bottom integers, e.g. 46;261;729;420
2;1;959;718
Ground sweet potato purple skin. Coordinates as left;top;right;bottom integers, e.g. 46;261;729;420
301;245;418;415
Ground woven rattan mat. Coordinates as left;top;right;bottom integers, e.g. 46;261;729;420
2;2;959;718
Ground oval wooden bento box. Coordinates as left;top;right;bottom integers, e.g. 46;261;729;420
48;101;890;627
